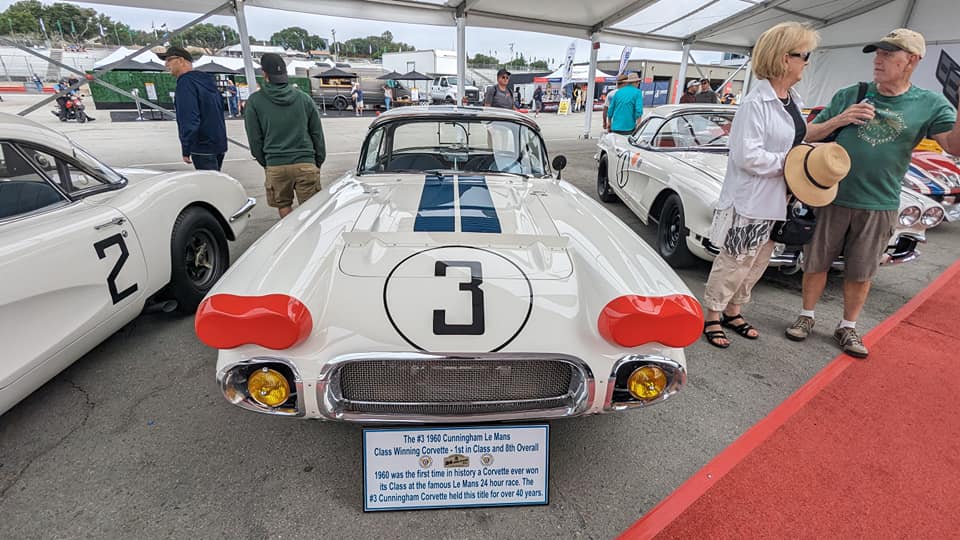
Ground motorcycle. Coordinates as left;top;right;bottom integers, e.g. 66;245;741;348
52;93;94;123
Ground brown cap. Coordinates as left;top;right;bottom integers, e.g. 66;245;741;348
863;28;926;58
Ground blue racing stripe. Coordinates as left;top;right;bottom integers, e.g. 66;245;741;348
458;175;502;233
414;174;456;231
909;165;944;195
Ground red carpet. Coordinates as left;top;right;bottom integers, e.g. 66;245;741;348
622;260;960;539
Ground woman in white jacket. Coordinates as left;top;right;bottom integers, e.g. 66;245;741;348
702;22;819;348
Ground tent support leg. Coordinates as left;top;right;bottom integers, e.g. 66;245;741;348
456;16;466;106
675;43;691;104
233;0;258;95
582;34;599;139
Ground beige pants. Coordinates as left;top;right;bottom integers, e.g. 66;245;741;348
702;240;775;312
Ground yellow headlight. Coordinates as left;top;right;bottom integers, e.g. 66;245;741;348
247;367;290;408
627;366;667;401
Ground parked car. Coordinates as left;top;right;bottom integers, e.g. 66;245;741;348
903;151;960;221
195;106;703;422
0;113;255;415
595;104;939;271
430;75;481;105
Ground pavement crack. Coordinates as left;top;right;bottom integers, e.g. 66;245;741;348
0;380;95;500
900;319;950;339
552;483;593;539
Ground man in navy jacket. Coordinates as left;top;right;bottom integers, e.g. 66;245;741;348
159;47;228;171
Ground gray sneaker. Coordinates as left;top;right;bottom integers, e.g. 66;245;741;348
785;315;815;341
834;326;869;358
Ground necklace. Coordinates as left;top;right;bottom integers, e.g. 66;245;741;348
779;94;792;107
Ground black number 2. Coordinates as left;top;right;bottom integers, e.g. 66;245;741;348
433;260;485;335
94;233;139;305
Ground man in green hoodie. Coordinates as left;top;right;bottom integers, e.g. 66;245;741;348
244;53;326;218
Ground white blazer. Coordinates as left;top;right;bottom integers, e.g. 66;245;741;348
716;79;804;221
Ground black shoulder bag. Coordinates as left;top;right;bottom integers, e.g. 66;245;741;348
771;196;816;245
821;82;868;143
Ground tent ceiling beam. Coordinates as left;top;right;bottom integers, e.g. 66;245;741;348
649;0;722;34
593;0;662;33
821;0;899;28
902;0;917;27
687;0;796;41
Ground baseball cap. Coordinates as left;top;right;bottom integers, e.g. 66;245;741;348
260;53;288;83
863;28;926;58
687;80;699;89
497;68;511;78
157;46;193;63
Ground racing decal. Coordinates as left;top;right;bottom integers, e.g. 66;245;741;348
458;176;502;233
413;175;501;233
615;152;630;188
414;174;456;232
93;233;138;305
383;246;532;352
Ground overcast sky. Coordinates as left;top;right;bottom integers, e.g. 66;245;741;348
1;0;728;66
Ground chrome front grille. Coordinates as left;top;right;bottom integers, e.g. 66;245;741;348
318;353;593;423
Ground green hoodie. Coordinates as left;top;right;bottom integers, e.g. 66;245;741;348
244;82;326;168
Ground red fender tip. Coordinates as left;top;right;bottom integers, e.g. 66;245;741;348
598;294;704;348
195;293;313;350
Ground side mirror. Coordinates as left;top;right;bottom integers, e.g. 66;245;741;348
552;155;567;179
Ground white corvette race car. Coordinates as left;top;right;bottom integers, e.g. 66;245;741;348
196;106;703;423
596;105;942;270
0;113;255;415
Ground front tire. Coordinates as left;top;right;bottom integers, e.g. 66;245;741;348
657;193;696;268
333;96;349;111
76;111;87;123
597;155;618;202
169;207;229;314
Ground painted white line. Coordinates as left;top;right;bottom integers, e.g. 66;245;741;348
130;150;361;167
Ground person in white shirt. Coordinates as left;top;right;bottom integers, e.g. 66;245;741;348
701;21;819;348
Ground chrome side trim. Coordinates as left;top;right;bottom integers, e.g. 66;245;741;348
603;354;687;411
217;356;305;417
315;352;595;424
229;197;257;222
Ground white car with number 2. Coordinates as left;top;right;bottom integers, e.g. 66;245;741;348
195;106;704;423
0;113;255;416
596;105;940;271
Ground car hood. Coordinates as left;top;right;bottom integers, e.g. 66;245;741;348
339;173;572;279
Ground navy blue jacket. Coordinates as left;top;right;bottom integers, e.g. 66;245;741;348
174;71;227;157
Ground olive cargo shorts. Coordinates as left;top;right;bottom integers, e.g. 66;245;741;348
264;162;321;208
802;205;898;282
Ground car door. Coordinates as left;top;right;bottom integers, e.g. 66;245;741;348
0;141;147;391
611;117;664;216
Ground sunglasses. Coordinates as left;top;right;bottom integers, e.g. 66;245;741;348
788;52;812;61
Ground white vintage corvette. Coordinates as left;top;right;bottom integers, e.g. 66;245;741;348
595;104;942;270
0;113;254;415
196;106;703;423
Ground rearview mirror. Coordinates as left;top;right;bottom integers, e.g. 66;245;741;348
552;155;567;179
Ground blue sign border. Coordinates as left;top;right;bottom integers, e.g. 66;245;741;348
362;424;550;512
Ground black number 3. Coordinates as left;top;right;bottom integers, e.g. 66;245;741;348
433;260;485;335
94;233;139;305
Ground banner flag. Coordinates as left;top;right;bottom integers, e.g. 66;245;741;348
617;46;632;76
559;41;576;91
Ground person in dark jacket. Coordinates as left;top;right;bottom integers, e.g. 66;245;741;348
244;53;326;218
160;46;228;171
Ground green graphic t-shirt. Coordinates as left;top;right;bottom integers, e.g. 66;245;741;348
813;82;956;210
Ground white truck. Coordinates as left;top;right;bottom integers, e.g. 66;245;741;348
430;75;481;105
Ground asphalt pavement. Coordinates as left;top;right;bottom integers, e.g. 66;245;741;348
1;96;956;539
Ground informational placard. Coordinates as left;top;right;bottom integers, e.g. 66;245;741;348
557;98;571;115
143;82;157;101
363;425;549;511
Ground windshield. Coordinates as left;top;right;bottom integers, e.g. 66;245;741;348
72;144;126;184
650;112;734;149
360;119;550;177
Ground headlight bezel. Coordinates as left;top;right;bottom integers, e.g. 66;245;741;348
921;206;945;228
899;205;921;226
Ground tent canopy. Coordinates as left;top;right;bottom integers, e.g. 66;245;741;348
314;67;358;79
537;65;615;84
93;46;164;68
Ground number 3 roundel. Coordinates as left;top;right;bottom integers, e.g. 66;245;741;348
383;246;533;352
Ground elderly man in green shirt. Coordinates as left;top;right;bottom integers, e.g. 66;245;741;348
606;72;644;135
786;29;960;358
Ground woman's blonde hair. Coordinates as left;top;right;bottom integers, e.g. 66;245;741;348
752;22;820;80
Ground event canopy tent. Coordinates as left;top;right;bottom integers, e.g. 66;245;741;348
536;65;616;84
92;46;164;68
313;67;358;79
95;58;166;72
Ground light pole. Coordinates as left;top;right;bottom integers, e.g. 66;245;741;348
331;29;336;62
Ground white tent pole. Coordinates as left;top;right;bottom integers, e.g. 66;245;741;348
741;58;753;98
233;0;258;94
675;43;690;104
583;34;599;139
456;15;466;106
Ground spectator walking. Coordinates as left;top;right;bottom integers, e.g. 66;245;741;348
532;85;544;117
702;22;820;348
695;78;719;103
383;83;393;111
227;82;239;118
32;73;43;93
244;53;327;219
159;46;227;171
351;83;364;116
484;68;515;109
602;74;628;132
680;80;699;104
605;72;644;135
786;28;960;358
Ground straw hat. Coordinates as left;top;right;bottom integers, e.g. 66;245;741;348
783;143;851;207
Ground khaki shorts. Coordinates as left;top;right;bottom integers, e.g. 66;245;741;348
264;162;321;208
802;205;897;282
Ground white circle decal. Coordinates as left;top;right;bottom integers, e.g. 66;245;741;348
383;246;533;352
